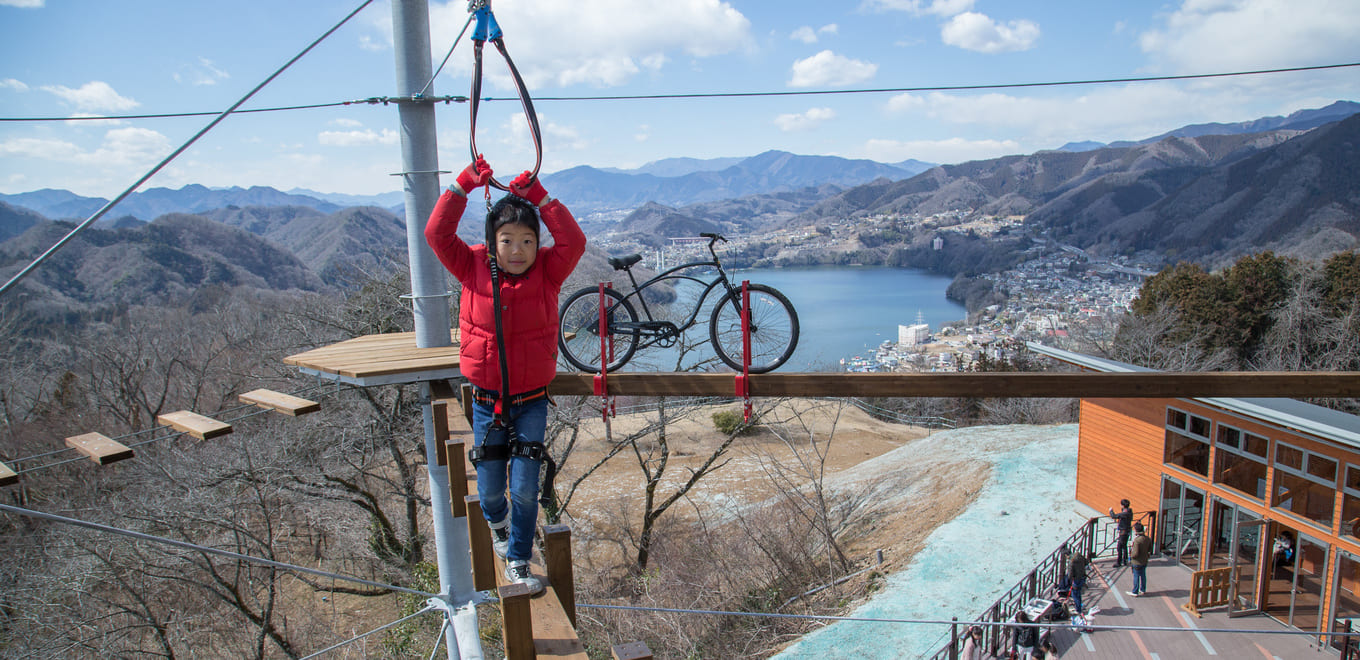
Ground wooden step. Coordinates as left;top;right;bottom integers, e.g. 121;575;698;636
0;461;16;487
157;411;232;440
65;432;134;465
238;389;320;416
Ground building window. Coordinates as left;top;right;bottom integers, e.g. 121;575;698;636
1273;441;1339;530
1341;465;1360;539
1165;407;1211;476
1214;425;1268;500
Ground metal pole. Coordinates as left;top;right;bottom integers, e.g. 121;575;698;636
390;2;481;658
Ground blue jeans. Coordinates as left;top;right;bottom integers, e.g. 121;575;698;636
472;397;547;562
1070;577;1086;613
1131;564;1147;594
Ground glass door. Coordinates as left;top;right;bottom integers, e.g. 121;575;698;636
1290;535;1329;632
1160;477;1205;568
1228;516;1265;616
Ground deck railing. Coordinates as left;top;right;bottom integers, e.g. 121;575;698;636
925;511;1156;660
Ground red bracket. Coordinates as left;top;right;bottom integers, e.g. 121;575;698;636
592;282;616;424
737;280;753;422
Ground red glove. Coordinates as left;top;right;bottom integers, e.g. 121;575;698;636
508;170;549;207
454;156;492;194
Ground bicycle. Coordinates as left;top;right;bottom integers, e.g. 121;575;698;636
558;233;799;373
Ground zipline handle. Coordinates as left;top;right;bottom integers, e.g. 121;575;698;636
468;0;542;191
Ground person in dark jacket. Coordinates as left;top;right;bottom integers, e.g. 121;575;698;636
1109;498;1133;566
1068;548;1090;614
425;157;586;594
1012;610;1038;659
1129;521;1152;596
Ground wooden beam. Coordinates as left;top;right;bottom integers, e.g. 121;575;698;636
156;411;232;440
238;389;320;416
0;461;16;487
499;583;535;660
64;432;134;465
466;496;497;592
548;371;1360;399
432;401;450;467
445;439;467;518
543;524;576;628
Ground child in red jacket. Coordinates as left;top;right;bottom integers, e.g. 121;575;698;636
424;157;586;594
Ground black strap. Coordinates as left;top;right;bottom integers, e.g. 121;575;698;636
469;15;542;191
489;256;512;426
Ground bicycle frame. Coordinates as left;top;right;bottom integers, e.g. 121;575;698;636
608;244;742;350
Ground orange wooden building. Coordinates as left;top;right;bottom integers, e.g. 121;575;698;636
1030;344;1360;649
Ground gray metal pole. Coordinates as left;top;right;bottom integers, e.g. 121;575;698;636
390;2;482;658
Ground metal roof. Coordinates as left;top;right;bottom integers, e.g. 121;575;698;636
1026;342;1360;449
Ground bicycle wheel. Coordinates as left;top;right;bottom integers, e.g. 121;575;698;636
558;286;640;372
709;283;799;373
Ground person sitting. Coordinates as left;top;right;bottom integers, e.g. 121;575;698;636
1272;530;1295;576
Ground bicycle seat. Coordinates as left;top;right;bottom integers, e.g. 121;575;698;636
608;254;643;271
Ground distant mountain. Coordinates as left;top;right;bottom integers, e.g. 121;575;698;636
0;214;324;326
798;114;1360;268
288;188;406;214
608;184;844;244
205;205;409;286
0;185;343;223
0;201;47;243
600;156;746;177
543;150;930;217
1055;101;1360;152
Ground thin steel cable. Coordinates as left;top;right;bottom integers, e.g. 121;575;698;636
418;13;477;97
299;604;439;659
0;0;376;300
1;61;1354;122
576;603;1360;639
0;503;439;599
426;618;449;660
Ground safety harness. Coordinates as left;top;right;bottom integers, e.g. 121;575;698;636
460;0;556;507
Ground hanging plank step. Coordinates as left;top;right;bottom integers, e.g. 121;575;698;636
65;432;135;465
238;389;320;416
157;411;232;440
0;461;16;486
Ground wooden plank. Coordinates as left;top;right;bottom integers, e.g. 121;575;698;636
156;411;232;440
238;389;319;416
548;371;1360;399
612;642;653;660
0;461;16;486
433;401;450;467
64;432;134;465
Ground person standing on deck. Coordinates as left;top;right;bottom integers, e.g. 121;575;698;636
1109;499;1133;567
1129;521;1152;596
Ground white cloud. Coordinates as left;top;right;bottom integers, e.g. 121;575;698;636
790;23;838;44
635;124;650;142
318;128;399;147
428;0;751;88
358;35;386;52
330;118;365;128
174;58;230;86
789;50;878;88
940;12;1039;53
858;136;1020;165
0;0;44;7
1139;0;1360;73
774;107;836;132
1;78;29;92
0;127;170;167
41;81;138;113
862;0;974;17
880;86;1289;149
501;112;589;154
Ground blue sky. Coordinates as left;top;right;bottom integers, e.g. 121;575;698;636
2;0;1359;198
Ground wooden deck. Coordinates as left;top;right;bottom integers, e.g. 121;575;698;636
283;331;462;386
1048;557;1336;659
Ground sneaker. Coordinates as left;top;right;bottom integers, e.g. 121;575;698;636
1127;590;1140;597
504;560;544;595
488;519;510;559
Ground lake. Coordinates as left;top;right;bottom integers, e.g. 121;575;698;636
608;266;967;373
737;267;967;372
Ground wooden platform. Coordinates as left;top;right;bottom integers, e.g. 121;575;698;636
64;432;134;464
238;389;320;416
283;330;462;386
1041;557;1331;659
156;411;232;440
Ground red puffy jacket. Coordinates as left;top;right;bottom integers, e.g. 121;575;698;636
424;190;586;395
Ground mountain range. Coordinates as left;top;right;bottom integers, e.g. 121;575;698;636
3;101;1359;325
